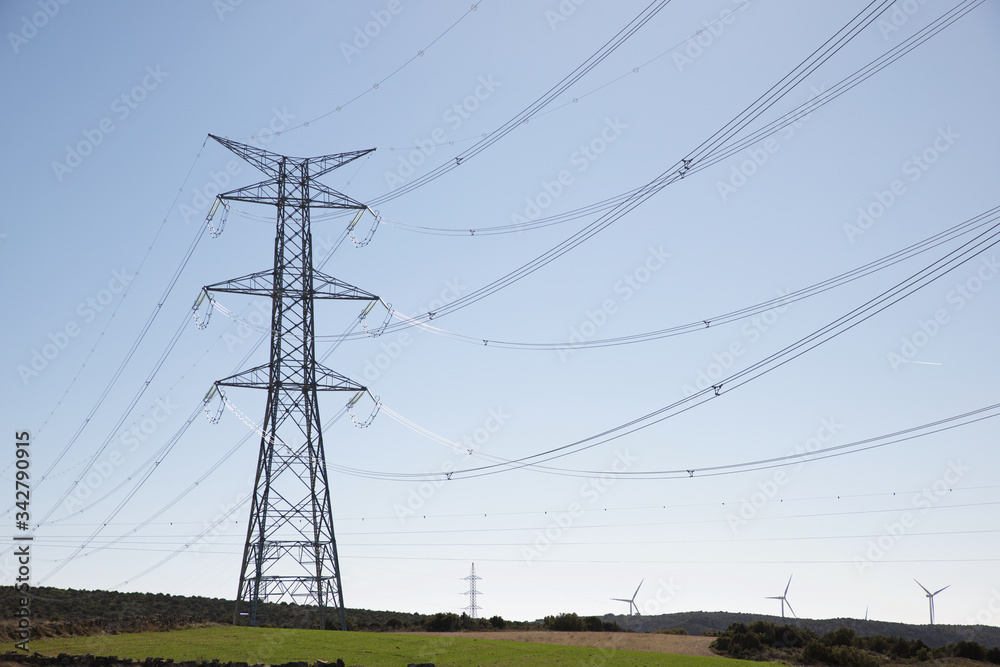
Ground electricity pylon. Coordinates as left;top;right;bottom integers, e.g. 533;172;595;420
203;134;377;631
463;562;483;618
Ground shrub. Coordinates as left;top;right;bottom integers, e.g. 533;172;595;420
953;641;988;662
824;627;857;647
425;612;461;632
544;612;585;632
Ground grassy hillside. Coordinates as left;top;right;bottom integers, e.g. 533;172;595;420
26;626;771;667
603;611;1000;649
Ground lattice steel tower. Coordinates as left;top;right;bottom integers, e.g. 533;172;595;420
202;134;377;631
463;562;483;618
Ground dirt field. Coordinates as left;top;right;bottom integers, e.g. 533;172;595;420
406;630;718;656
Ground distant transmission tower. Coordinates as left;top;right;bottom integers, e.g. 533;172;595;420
463;562;483;618
202;134;378;631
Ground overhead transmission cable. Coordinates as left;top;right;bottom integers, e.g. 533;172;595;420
272;2;489;138
364;0;675;206
307;204;1000;350
373;0;982;237
315;220;1000;481
324;0;919;343
8;141;211;521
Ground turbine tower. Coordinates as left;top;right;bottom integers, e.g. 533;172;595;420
915;579;949;625
612;579;644;616
463;563;483;618
202;134;377;631
766;575;796;618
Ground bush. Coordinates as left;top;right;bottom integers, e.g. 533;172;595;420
583;616;604;632
714;623;764;660
952;641;988;662
489;615;506;630
824;627;856;647
544;612;584;632
803;638;832;663
656;627;688;635
425;612;461;632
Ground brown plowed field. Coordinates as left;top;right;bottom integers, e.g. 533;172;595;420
404;631;717;656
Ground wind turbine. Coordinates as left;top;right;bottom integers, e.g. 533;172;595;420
612;579;644;616
915;579;949;625
766;575;796;618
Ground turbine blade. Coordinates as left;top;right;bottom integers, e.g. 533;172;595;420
786;599;797;618
914;579;932;595
784;574;793;597
933;585;950;596
633;578;645;600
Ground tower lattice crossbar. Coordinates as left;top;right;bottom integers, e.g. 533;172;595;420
203;134;377;631
463;562;483;618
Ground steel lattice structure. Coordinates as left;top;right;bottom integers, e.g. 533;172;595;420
463;562;482;618
203;134;377;630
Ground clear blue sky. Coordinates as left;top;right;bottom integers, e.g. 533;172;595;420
2;0;999;625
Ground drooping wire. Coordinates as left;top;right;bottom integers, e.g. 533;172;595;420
268;2;489;137
26;139;208;443
353;0;982;249
364;0;675;207
373;205;1000;350
328;0;939;342
318;221;1000;481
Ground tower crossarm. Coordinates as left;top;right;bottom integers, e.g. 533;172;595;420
216;363;366;392
218;179;369;210
205;269;379;301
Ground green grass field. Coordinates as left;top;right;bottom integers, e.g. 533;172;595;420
27;626;776;667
